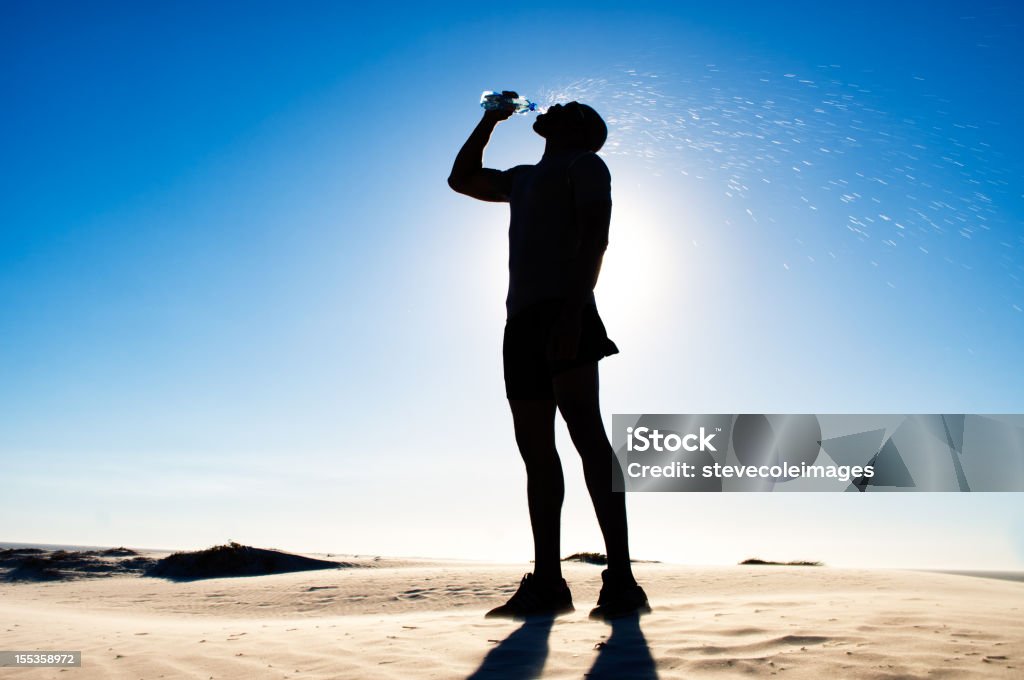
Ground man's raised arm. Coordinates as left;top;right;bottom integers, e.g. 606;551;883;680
447;96;516;202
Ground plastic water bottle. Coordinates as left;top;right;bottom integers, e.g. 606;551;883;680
480;91;537;114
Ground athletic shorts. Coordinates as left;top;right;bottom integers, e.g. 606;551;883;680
502;299;619;400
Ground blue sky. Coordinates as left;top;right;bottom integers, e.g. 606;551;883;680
2;1;1022;568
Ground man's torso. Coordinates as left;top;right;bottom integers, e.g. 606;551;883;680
504;150;603;317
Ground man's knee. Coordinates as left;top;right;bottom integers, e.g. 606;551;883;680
552;381;611;458
553;362;601;415
554;392;604;445
509;398;558;461
513;428;556;455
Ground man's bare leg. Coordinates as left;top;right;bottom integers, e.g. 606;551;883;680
484;396;573;618
508;397;564;586
552;362;634;581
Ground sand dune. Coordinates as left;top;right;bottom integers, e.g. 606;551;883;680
1;552;1021;678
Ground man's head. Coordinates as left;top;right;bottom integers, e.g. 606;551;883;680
533;101;607;153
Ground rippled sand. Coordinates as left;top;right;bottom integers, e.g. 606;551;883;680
2;554;1021;678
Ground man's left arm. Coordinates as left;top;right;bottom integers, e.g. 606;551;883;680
549;153;613;361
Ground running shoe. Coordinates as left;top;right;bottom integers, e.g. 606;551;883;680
588;569;651;620
485;573;575;619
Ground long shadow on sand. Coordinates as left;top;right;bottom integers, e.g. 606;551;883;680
466;614;656;679
587;614;658;679
467;616;554;679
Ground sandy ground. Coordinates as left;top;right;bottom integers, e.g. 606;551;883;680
1;556;1022;679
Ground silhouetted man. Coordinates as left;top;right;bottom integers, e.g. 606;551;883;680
448;93;649;620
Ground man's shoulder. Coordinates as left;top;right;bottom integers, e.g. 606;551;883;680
568;151;609;173
501;164;536;192
494;164;534;200
568;152;611;189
